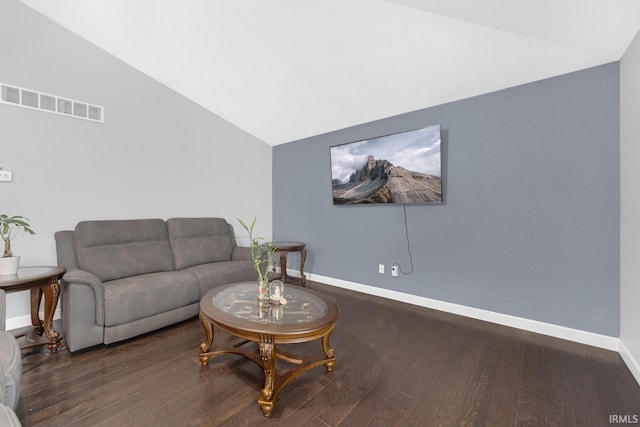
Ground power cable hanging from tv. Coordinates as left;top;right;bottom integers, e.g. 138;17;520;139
398;204;414;275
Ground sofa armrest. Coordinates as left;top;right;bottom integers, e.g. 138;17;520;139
61;268;105;326
231;246;252;261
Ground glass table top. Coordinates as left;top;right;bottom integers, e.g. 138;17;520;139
0;266;60;283
212;283;328;325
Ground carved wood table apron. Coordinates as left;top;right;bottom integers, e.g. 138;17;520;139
269;241;307;286
199;282;339;417
0;266;66;351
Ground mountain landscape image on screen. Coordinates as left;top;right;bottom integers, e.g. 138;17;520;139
330;125;442;205
332;155;442;204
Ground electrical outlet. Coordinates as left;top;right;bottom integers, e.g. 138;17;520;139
378;264;384;274
0;170;12;182
391;264;399;277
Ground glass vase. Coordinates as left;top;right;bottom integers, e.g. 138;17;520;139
257;278;270;303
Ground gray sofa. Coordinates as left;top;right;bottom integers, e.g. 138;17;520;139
55;218;258;352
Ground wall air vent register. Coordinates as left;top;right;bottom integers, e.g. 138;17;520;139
1;82;104;123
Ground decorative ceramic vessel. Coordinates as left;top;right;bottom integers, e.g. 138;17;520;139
0;256;20;276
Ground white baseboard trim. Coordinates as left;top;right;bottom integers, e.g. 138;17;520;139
296;271;619;352
619;340;640;386
6;309;61;331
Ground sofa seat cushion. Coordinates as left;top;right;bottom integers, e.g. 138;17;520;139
103;271;200;327
0;331;21;410
185;261;257;296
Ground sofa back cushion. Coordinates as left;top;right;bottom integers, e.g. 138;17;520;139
74;219;175;282
167;218;235;270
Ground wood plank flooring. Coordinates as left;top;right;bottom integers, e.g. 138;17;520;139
16;282;640;426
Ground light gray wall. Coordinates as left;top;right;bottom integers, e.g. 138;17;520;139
0;1;272;321
274;63;620;336
621;31;640;369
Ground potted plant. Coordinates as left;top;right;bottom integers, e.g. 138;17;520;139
0;214;36;276
237;217;276;302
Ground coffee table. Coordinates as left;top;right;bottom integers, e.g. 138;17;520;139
0;266;65;351
199;282;339;416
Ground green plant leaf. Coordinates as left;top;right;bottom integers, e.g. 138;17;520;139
0;214;36;257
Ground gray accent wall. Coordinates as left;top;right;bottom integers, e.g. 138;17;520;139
274;63;620;336
1;1;272;321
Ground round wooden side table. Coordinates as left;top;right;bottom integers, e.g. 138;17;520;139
0;266;65;352
269;241;306;286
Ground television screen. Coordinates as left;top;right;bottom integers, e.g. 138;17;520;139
330;124;442;205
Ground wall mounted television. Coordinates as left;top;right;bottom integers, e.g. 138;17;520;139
330;124;442;205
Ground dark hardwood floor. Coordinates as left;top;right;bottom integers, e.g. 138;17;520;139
16;282;640;426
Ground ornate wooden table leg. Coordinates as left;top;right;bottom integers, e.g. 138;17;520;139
199;313;214;366
279;250;288;284
258;335;276;417
42;278;62;351
30;287;44;329
300;247;307;286
321;330;336;372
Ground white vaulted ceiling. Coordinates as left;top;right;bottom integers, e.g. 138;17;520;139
19;0;640;145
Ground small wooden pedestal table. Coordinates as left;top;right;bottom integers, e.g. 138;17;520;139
199;282;339;416
269;241;307;286
0;266;65;352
